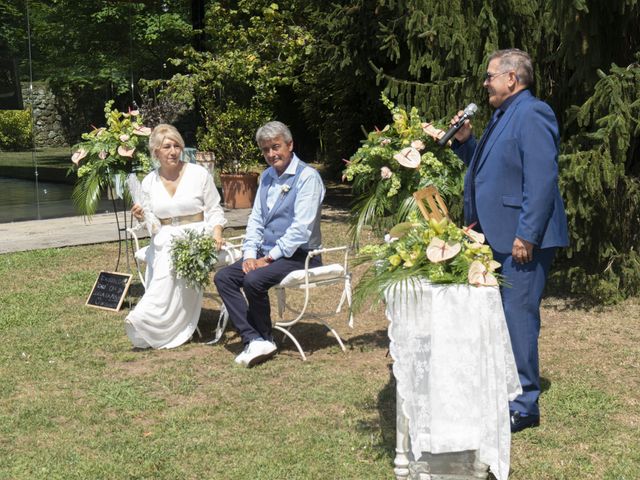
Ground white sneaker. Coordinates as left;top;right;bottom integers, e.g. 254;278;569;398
234;344;251;366
243;339;277;368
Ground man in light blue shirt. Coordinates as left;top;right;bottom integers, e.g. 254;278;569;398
214;121;325;367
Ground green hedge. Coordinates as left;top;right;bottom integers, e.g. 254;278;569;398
0;109;33;151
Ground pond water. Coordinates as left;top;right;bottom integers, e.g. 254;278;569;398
0;177;115;223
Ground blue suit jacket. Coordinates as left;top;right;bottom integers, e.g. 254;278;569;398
453;89;569;254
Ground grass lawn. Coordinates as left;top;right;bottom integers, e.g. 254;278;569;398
0;147;71;169
0;217;638;479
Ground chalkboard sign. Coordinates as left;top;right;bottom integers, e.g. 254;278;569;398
86;271;133;312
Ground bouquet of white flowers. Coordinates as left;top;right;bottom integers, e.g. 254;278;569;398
170;229;218;289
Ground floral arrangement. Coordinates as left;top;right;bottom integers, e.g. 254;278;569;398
170;229;219;290
70;100;153;216
354;213;502;308
342;94;465;242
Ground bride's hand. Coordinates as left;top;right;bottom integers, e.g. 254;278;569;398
131;203;144;221
214;235;225;251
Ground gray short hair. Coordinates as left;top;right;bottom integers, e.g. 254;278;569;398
255;121;293;145
489;48;534;87
149;123;185;162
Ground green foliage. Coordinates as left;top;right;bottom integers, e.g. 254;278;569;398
163;1;311;172
6;1;194;142
554;60;640;303
170;229;218;290
343;94;464;242
354;214;499;310
0;109;32;151
70;101;152;216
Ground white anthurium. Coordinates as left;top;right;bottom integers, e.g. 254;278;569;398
117;145;135;158
426;237;462;263
462;226;485;244
393;147;421;169
468;260;499;286
411;139;425;151
421;122;446;142
71;148;88;165
133;126;152;136
380;166;393;179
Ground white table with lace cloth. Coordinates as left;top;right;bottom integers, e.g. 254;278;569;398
385;281;522;480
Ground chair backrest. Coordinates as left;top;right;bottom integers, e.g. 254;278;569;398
183;147;197;164
413;186;450;222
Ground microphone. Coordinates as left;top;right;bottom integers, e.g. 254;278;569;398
437;103;478;146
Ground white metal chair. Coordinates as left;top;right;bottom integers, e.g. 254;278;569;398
274;245;354;361
126;224;243;341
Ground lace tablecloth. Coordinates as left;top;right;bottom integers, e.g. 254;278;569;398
385;281;522;480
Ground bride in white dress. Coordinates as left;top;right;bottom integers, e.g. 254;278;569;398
125;124;227;349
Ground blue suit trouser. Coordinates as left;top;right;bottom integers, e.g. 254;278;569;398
492;247;556;417
214;250;321;345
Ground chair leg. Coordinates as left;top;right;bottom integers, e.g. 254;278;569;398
206;305;229;345
321;320;347;352
273;325;307;361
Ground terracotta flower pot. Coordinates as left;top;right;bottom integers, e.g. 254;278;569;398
220;172;259;209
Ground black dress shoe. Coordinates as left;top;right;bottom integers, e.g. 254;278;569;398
510;411;540;433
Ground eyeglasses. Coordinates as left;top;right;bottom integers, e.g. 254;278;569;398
483;71;511;82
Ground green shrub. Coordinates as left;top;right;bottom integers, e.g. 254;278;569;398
0;109;33;151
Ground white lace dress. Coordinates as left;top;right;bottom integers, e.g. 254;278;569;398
125;163;227;349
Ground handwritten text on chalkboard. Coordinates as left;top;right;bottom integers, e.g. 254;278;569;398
86;271;132;311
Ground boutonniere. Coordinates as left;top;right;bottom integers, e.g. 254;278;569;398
281;184;291;197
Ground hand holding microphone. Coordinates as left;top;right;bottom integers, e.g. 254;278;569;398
438;103;478;146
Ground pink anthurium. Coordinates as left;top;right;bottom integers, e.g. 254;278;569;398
462;225;485;244
71;148;88;165
133;126;152;136
118;145;135;158
393;147;421;169
421;122;445;142
426;237;461;263
411;139;425;151
468;260;498;286
119;134;130;142
380;166;393;179
98;150;108;160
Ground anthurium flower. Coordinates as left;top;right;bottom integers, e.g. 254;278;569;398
426;237;461;263
421;122;445;142
468;260;498;286
133;126;152;136
118;146;135;158
411;139;425;151
119;134;130;142
98;150;108;160
462;226;485;244
393;147;421;169
380;166;393;179
71;148;88;165
380;138;391;146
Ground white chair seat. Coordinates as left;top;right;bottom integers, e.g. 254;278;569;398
279;264;345;288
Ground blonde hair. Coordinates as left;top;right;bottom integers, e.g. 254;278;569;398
149;124;186;161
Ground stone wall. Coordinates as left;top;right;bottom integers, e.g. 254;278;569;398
21;82;67;148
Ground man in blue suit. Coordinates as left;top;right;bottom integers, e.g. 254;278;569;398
450;49;569;432
214;121;325;368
